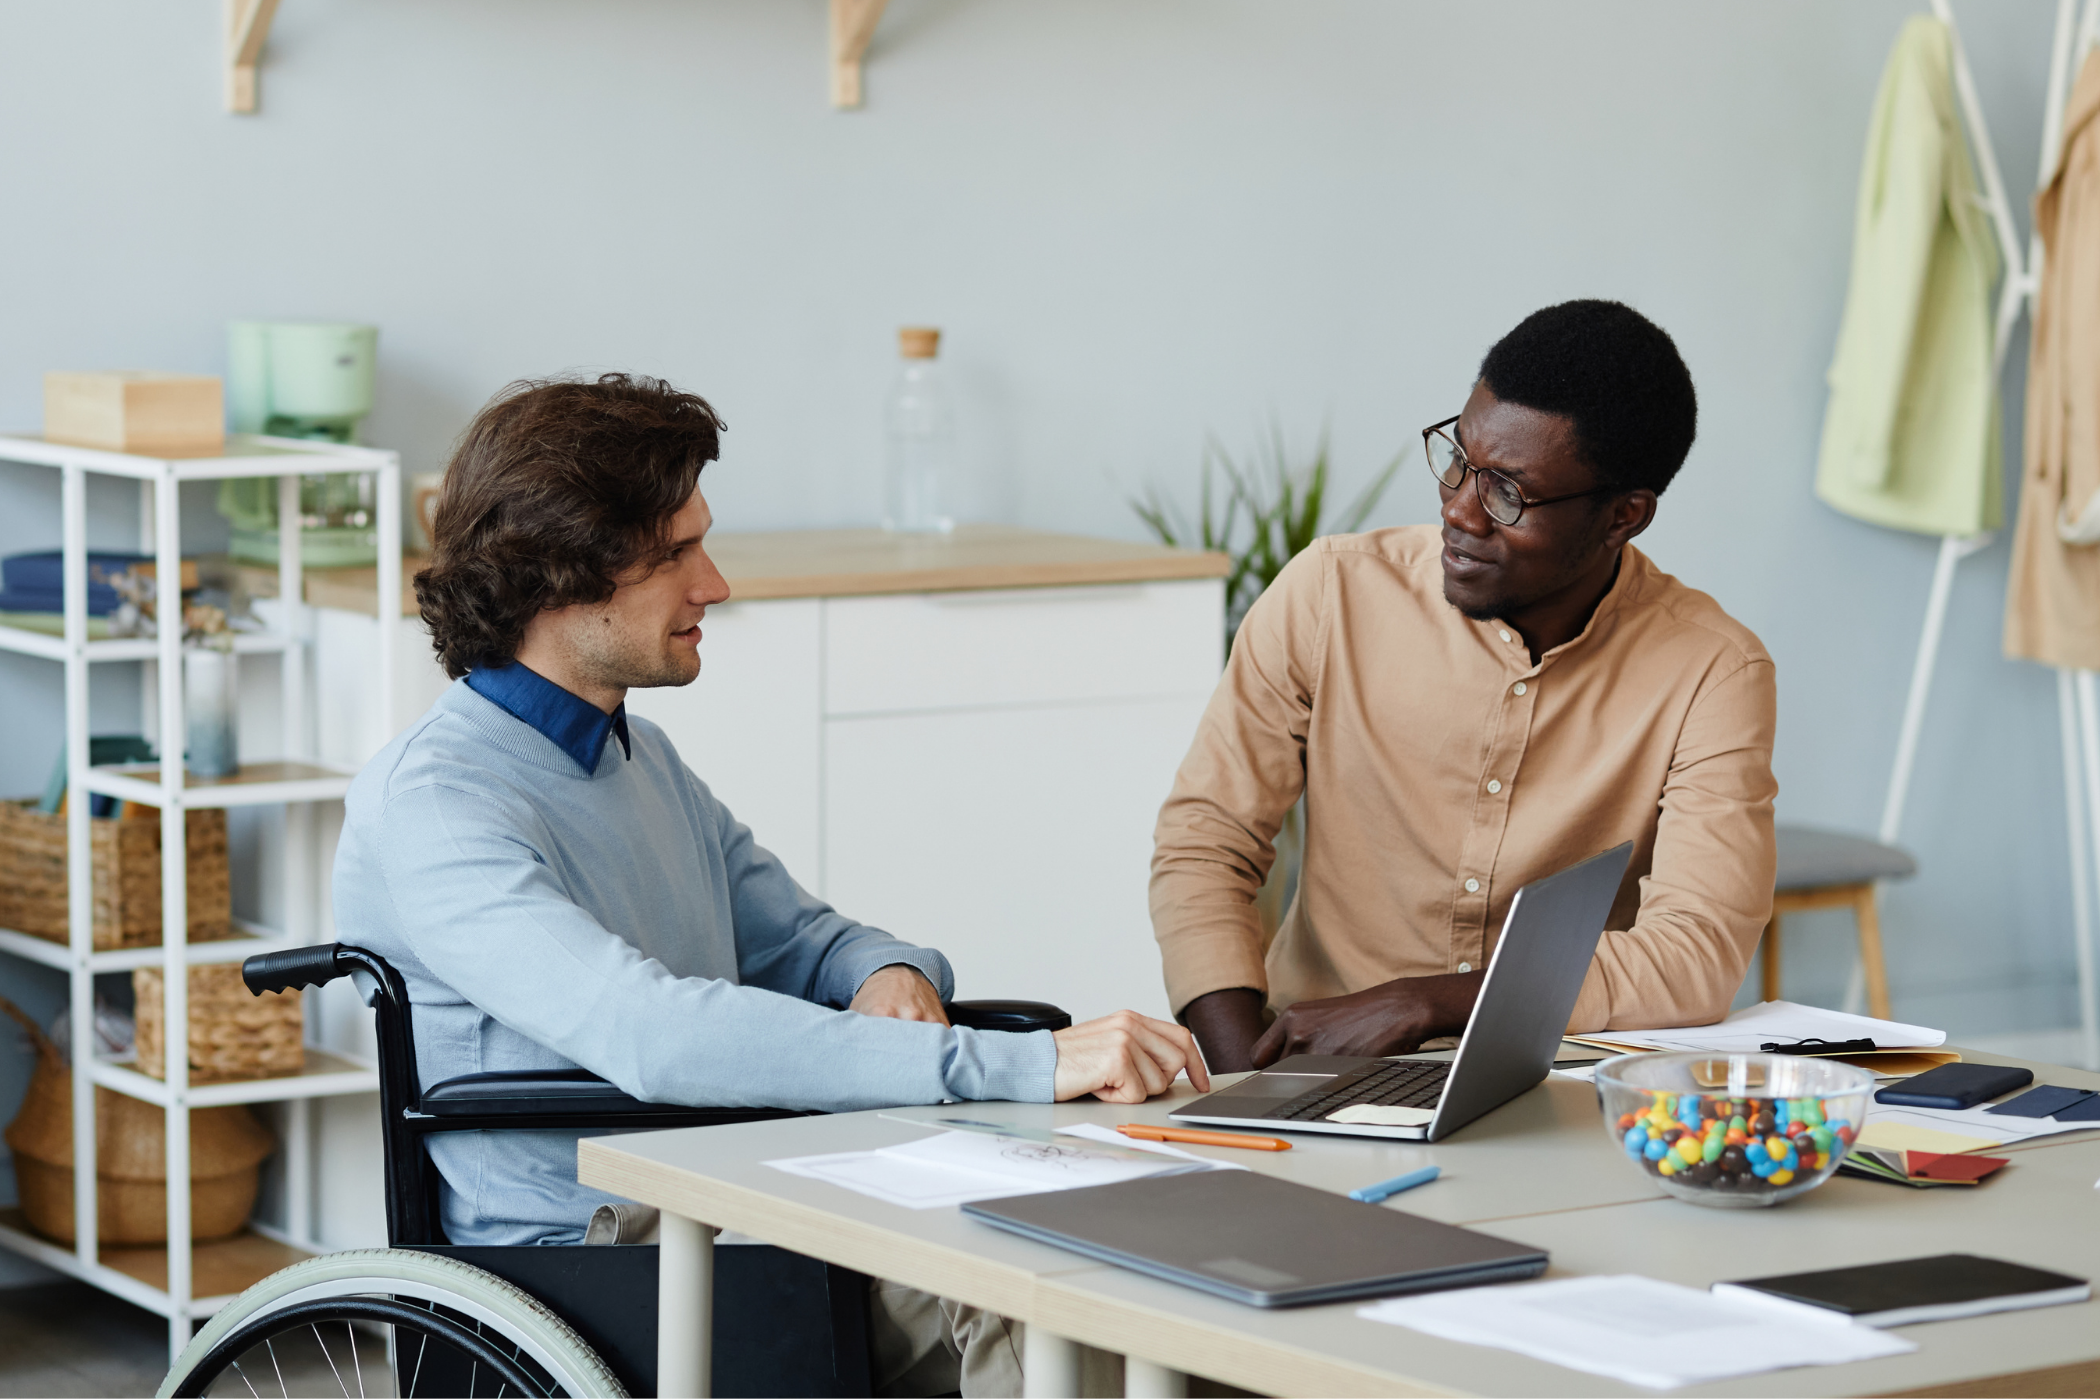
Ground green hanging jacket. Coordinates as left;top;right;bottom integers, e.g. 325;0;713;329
1815;15;2002;538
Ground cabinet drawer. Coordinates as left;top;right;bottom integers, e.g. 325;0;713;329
823;578;1222;716
824;695;1208;1020
624;598;822;882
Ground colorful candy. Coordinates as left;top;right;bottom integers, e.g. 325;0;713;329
1615;1090;1852;1195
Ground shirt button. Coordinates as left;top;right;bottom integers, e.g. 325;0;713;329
1458;962;1472;974
1512;681;1528;696
1464;878;1480;893
1498;629;1511;643
1486;779;1502;794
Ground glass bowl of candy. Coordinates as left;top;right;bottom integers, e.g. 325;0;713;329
1595;1052;1874;1208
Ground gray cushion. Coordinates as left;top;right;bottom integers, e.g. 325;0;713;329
1774;825;1917;891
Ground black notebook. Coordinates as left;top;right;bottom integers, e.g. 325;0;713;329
1714;1254;2089;1328
963;1169;1546;1307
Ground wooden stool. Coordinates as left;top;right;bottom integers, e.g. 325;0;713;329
1759;825;1917;1021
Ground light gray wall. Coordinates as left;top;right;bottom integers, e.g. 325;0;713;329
0;0;2080;1275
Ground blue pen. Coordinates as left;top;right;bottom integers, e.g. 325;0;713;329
1349;1165;1441;1203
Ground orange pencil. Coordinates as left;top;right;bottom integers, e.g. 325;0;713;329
1116;1123;1292;1152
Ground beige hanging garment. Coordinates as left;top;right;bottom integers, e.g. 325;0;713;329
2006;49;2100;668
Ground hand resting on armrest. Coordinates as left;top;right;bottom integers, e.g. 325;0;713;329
849;963;952;1025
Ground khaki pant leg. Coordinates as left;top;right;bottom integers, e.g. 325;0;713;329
868;1279;1029;1398
943;1295;1027;1398
868;1279;1131;1399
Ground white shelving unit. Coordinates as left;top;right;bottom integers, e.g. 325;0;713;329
0;431;399;1358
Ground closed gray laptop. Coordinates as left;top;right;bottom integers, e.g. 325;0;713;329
963;1169;1547;1307
1171;842;1633;1142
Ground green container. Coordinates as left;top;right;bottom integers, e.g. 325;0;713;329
219;322;381;567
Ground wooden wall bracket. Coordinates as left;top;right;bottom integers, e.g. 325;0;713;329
225;0;283;113
830;0;890;108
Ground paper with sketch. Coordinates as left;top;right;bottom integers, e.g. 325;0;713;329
1359;1274;1913;1389
767;1130;1224;1210
1567;1001;1945;1055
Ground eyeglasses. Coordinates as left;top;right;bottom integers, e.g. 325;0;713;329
1422;415;1618;527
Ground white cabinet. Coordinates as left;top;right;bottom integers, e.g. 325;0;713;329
823;694;1209;1021
625;598;824;888
225;529;1220;1270
305;531;1228;1024
823;583;1220;714
627;576;1225;1022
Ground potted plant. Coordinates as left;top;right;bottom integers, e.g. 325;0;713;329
1132;424;1409;933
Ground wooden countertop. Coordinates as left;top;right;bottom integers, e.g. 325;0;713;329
243;526;1230;617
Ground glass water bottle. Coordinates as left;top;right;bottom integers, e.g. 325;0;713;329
883;327;956;534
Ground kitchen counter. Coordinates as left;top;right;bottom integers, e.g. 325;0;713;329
244;525;1229;616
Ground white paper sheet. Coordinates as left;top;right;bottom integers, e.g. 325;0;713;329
1575;1001;1945;1054
767;1129;1223;1209
1863;1099;2091;1148
1359;1274;1914;1390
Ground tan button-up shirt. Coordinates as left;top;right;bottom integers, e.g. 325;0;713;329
1150;525;1777;1033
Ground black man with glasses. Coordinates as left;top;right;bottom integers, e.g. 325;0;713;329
1151;300;1778;1074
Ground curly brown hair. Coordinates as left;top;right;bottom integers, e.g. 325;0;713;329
415;374;724;678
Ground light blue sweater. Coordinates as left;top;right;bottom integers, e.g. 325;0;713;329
334;678;1058;1245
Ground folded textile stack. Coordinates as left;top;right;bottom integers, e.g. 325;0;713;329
0;550;148;615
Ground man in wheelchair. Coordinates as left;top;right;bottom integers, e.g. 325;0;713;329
334;373;1208;1397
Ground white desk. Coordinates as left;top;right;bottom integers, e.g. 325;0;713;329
579;1051;2100;1398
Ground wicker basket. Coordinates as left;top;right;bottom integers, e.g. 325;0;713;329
0;798;233;949
1;998;274;1245
134;964;304;1084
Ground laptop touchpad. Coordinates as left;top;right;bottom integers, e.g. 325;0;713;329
1229;1072;1334;1099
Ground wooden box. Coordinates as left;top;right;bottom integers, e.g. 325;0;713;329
44;371;224;455
0;799;233;948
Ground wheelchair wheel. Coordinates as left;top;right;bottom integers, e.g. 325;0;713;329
159;1249;628;1398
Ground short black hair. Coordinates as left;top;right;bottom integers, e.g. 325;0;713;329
1477;300;1696;495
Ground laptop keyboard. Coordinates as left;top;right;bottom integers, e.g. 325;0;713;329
1272;1060;1452;1122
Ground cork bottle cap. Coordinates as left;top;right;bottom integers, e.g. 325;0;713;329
898;327;941;359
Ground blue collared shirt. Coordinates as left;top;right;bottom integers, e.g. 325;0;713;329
466;662;631;774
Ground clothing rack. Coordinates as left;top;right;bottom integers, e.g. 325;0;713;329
1879;0;2100;1068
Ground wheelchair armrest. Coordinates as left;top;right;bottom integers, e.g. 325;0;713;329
945;999;1071;1034
421;1069;657;1117
417;1069;806;1130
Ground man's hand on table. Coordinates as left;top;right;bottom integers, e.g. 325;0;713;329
849;964;951;1025
1052;1011;1211;1103
1250;971;1486;1067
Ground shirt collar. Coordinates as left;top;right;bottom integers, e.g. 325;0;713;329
1490;545;1638;674
466;662;631;774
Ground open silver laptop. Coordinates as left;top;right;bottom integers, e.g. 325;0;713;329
1171;842;1633;1142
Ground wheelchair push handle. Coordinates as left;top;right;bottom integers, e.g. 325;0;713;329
945;999;1071;1034
242;944;348;997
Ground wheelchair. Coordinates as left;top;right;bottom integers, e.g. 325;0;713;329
156;943;1070;1398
